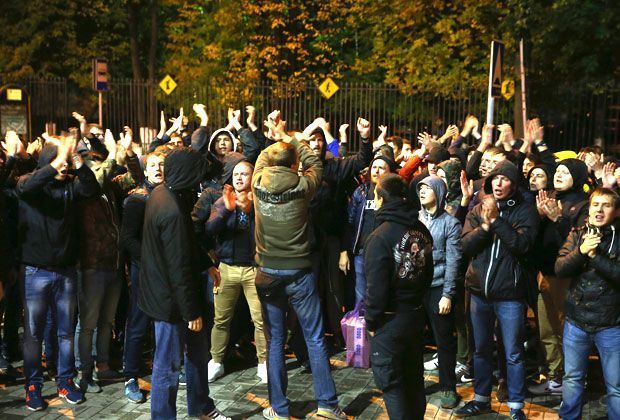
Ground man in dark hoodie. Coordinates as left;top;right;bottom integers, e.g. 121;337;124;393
456;160;539;420
308;117;373;345
528;158;590;396
139;148;229;420
364;173;434;420
15;137;100;411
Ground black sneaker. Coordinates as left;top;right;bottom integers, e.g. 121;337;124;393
178;371;187;387
510;408;526;420
454;400;492;417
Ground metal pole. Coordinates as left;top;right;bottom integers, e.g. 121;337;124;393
519;39;527;134
486;42;495;125
99;91;103;126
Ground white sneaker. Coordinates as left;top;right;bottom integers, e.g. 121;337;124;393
528;379;563;395
424;353;439;371
455;362;468;379
201;408;231;420
207;360;224;383
257;362;268;384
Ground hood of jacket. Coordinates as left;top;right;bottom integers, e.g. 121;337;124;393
259;166;300;194
483;160;520;196
417;175;447;219
208;128;238;155
527;163;556;191
37;144;58;168
164;148;209;191
375;198;419;227
219;152;247;185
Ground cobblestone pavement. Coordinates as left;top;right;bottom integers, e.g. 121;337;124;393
0;352;610;419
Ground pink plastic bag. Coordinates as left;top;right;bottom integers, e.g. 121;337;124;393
340;302;370;368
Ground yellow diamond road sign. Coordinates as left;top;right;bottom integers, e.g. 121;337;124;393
318;77;339;99
159;75;177;95
501;78;515;100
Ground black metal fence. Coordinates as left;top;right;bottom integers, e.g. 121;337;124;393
3;77;619;153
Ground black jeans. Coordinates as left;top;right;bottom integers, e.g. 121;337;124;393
370;310;426;420
424;286;457;391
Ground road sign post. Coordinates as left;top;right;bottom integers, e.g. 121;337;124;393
486;40;504;125
93;58;109;126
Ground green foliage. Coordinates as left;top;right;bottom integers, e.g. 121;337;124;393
1;0;618;95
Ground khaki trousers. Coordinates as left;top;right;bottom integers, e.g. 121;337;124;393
211;263;266;363
537;272;570;380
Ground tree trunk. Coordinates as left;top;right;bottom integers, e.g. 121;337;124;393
128;1;143;81
148;0;159;82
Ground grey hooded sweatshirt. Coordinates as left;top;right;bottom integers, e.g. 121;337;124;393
416;175;463;298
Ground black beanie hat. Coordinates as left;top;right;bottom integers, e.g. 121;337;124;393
527;163;555;189
484;160;520;195
37;144;59;168
557;158;589;192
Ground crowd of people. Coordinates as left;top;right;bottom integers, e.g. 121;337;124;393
0;103;618;420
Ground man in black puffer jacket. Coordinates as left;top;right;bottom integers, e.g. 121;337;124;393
364;174;434;420
139;148;229;420
555;188;619;420
456;161;539;420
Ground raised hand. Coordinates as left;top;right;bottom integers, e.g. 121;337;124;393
542;196;563;222
478;123;494;152
120;126;134;156
460;170;473;205
245;105;257;131
417;131;432;150
338;123;349;144
536;190;549;217
104;129;117;158
193;103;208;127
461;115;479;137
27;138;43;156
157;111;167;139
602;161;618;189
357;117;371;139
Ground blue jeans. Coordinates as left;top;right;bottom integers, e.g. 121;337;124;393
470;294;526;410
353;255;366;305
560;321;620;420
123;262;152;381
151;320;215;419
22;266;77;386
259;268;339;417
76;269;121;373
44;307;58;368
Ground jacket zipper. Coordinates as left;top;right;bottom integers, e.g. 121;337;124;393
483;210;502;297
352;185;368;253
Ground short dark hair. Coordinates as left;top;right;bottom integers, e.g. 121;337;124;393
267;142;298;167
387;136;403;150
376;173;407;204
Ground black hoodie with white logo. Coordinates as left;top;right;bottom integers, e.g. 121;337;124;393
363;199;434;332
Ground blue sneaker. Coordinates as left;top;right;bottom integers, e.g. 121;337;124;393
57;379;85;404
25;383;46;411
124;378;145;403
